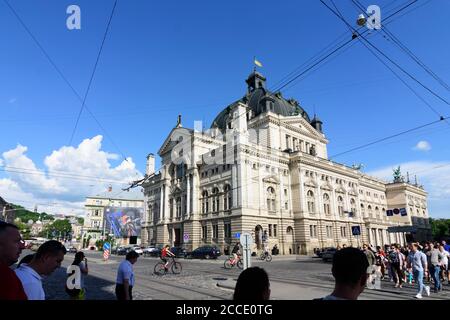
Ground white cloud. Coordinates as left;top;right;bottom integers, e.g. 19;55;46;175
413;140;431;152
0;136;143;216
368;161;450;218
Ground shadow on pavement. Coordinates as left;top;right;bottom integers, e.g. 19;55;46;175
43;267;116;300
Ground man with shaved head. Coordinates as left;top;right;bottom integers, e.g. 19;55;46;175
0;221;27;300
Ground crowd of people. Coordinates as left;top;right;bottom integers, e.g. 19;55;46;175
1;220;449;301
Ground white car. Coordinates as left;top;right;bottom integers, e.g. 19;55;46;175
132;246;143;255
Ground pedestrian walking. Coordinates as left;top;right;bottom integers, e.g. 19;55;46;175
428;243;443;292
65;251;88;299
15;240;67;300
116;250;139;300
438;244;449;284
363;244;376;267
388;244;405;288
318;247;369;300
233;267;270;301
407;243;430;299
0;221;27;300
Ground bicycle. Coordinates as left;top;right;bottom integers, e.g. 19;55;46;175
259;251;272;262
224;255;243;269
154;256;182;275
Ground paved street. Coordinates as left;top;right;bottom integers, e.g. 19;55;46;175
18;250;449;300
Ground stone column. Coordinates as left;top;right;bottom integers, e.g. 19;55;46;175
186;174;191;218
159;186;164;222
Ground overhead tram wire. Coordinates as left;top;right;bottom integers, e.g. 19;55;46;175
0;165;135;185
321;0;450;107
329;0;448;123
351;0;450;92
3;0;129;163
224;0;427;131
329;115;449;159
270;0;421;93
68;0;118;146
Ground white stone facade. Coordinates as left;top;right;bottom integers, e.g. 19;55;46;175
141;72;431;255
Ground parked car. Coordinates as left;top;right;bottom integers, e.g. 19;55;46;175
142;246;159;257
322;248;337;262
131;245;143;255
186;245;221;259
315;247;333;258
116;246;132;255
170;246;187;258
67;246;78;253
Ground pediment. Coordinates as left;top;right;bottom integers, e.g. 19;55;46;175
158;127;193;156
282;117;326;141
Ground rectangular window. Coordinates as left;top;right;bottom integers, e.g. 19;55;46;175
286;135;291;149
202;226;208;240
224;223;231;239
285;202;288;210
273;224;277;237
284;189;288;196
268;224;272;237
327;226;333;238
340;227;347;238
310;225;317;238
213;225;219;239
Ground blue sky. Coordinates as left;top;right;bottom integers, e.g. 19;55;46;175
0;0;449;217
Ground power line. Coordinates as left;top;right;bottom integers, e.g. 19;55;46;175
329;115;449;159
321;0;450;107
0;165;136;184
351;0;450;92
3;0;129;162
68;0;118;145
271;0;421;93
331;0;447;122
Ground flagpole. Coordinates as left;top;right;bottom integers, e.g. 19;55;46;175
253;56;256;73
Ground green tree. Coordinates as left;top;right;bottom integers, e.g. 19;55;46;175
77;217;84;225
41;219;72;240
430;218;450;240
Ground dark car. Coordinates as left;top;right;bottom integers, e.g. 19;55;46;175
322;248;337;262
170;246;187;258
186;245;221;259
116;246;133;256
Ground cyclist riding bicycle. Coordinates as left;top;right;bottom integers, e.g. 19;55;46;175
231;241;241;264
161;245;175;271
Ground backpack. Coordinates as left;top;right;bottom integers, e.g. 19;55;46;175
389;251;399;264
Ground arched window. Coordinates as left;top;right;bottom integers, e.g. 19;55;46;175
212;187;219;212
224;185;232;210
368;205;373;218
267;187;276;211
375;206;380;219
307;190;315;213
202;190;209;214
360;204;365;216
350;198;356;217
337;196;344;216
323;193;330;215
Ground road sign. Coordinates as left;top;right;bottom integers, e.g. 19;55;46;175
235;232;241;239
240;232;253;270
351;226;361;236
103;242;111;250
183;233;189;242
